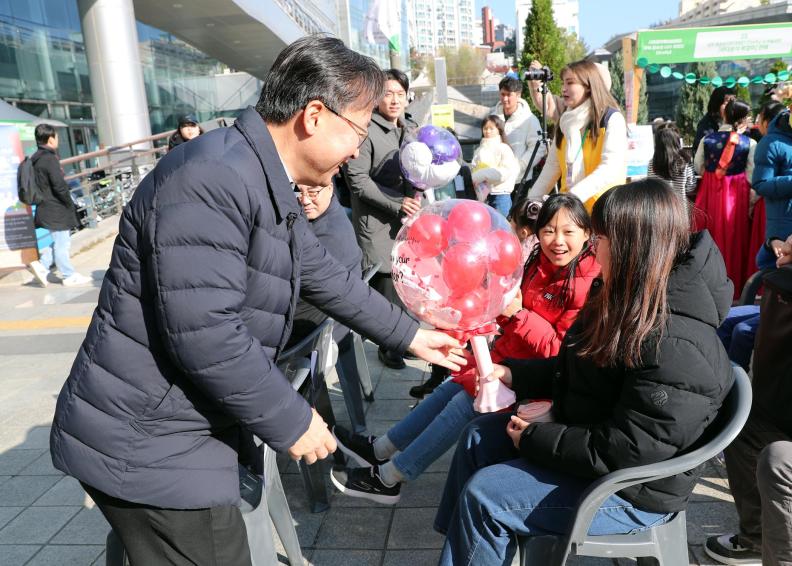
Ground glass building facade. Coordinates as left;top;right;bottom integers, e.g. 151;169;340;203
0;0;261;160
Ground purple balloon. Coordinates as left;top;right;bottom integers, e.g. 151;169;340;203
416;125;444;145
431;137;461;164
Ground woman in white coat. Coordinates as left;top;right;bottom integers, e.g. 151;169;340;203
528;59;627;212
471;115;520;216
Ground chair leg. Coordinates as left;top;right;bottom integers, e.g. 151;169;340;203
650;512;689;566
264;449;303;565
297;458;330;513
352;333;375;401
335;332;368;434
243;497;278;566
517;535;564;566
313;374;346;468
105;529;127;566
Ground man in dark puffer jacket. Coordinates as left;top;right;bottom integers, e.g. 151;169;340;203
50;36;462;566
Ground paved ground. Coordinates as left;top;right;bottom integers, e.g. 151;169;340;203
0;225;741;565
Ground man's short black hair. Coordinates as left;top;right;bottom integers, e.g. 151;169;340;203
384;68;409;93
498;77;523;93
256;34;385;124
34;123;57;146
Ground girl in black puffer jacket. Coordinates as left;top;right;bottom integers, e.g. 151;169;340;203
435;179;734;565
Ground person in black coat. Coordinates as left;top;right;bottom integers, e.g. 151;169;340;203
692;86;736;156
49;36;464;566
286;180;363;346
346;68;420;370
167;113;203;150
434;179;734;565
27;124;92;287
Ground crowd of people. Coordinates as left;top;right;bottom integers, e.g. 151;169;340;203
38;33;792;566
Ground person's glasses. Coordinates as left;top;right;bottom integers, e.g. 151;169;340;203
590;234;605;252
324;105;369;148
294;185;329;200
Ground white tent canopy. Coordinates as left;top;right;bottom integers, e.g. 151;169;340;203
0;99;66;127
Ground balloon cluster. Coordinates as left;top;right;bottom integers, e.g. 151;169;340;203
392;200;523;331
399;125;462;191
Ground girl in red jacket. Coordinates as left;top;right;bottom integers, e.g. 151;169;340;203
331;193;600;504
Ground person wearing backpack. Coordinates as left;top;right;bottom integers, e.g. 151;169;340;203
26;124;91;287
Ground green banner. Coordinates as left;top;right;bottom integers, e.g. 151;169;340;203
636;23;792;64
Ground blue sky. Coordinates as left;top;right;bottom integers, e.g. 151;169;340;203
475;0;680;49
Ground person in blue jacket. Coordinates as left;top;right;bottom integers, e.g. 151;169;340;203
752;108;792;244
49;36;464;566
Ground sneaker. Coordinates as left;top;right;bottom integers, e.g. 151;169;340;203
62;273;93;287
409;364;450;399
330;465;401;504
378;347;406;370
332;425;387;468
28;261;48;287
704;534;762;565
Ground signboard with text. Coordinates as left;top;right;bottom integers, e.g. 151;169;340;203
636;23;792;64
430;104;455;129
0;125;37;270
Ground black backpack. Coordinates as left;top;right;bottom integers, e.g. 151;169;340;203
17;156;43;205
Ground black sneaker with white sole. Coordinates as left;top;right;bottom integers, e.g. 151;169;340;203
332;425;387;468
704;534;762;565
330;465;401;504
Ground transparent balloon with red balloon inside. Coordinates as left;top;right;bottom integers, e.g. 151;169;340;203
392;200;523;412
391;199;523;331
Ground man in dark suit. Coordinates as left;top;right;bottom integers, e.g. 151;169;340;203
50;36;464;565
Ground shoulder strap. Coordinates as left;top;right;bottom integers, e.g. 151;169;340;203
599;107;617;129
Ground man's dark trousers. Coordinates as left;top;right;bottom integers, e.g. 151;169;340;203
83;483;252;566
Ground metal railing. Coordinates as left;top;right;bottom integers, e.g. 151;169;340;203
61;118;229;229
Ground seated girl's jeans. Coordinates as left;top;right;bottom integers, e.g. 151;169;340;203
717;305;760;371
386;381;477;481
435;412;672;566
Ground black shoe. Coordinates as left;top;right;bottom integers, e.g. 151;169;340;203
332;425;387;468
378;347;406;370
330;465;401;504
409;365;450;399
704;534;761;565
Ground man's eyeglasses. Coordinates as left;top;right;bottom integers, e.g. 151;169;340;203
324;104;369;148
294;184;329;200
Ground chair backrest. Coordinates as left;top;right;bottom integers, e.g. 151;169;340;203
362;261;381;284
278;317;334;363
277;318;335;404
564;364;752;550
739;268;771;306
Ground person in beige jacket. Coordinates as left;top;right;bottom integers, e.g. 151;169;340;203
471;115;519;216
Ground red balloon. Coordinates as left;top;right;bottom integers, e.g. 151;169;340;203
407;214;447;258
442;243;487;295
444;201;492;243
447;290;488;327
486;230;522;276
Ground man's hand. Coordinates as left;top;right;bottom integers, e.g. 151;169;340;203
506;415;530;450
407;329;467;371
400;196;422;216
287;408;337;464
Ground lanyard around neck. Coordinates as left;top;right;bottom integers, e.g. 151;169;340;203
571;126;590;164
